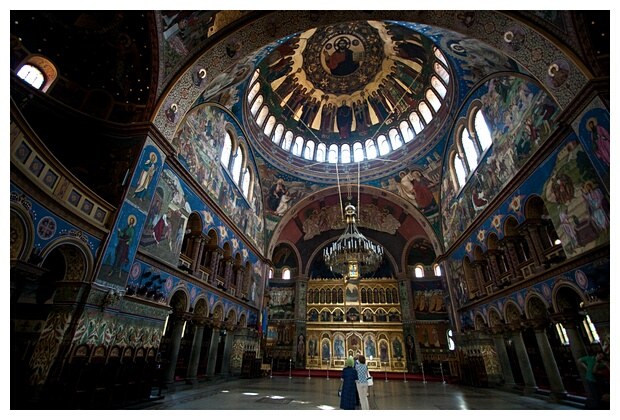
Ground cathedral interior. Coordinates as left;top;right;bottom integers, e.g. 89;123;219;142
9;10;610;410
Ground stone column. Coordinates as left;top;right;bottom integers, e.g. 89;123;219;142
191;237;205;276
530;321;567;402
498;239;523;281
220;328;234;377
163;313;187;392
223;259;233;289
209;249;222;286
521;224;544;268
507;327;538;395
471;262;487;293
485;252;500;284
552;313;588;386
185;318;207;386
205;326;220;379
492;330;516;389
295;278;308;368
235;268;245;298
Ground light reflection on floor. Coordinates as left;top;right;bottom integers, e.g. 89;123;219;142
136;376;582;410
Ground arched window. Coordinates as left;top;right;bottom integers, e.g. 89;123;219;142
418;102;433;123
241;167;251;197
268;268;274;279
292;136;304;156
247;81;260;104
256;105;269;126
272;124;284;145
341;144;351;163
409;112;424;134
389;128;403;149
250;95;263;116
434;47;448;66
461;128;478;172
328;144;338;163
353;142;364;162
282;268;291;280
365;139;377;159
474;109;493;151
17;64;45;89
400;120;414;143
447;329;455;350
453;153;466;188
378;135;390;156
434;264;442;276
282;131;294;151
15;56;57;92
232;147;243;183
434;62;450;84
426;89;441;112
263;115;276;137
304;140;315;160
249;69;260;86
414;265;424;278
316;143;327;162
221;131;233;168
430;75;447;98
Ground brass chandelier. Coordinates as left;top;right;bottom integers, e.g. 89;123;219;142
323;163;383;279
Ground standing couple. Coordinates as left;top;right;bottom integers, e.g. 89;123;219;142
340;355;371;410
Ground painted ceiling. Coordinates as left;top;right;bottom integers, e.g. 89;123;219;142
10;10;610;274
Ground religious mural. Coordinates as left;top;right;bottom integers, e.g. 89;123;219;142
571;97;610;192
441;75;560;248
126;140;163;213
158;11;251;89
541;137;610;258
302;202;401;240
445;132;609;309
411;279;446;320
100;205;147;288
134;164;263;307
139;168;191;266
171;105;265;252
267;283;296;320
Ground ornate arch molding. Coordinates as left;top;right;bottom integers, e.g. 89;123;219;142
193;296;209;318
473;310;488;330
10;204;34;262
154;10;589;139
551;280;587;314
503;299;523;324
167;287;190;314
488;306;503;327
39;237;94;283
524;290;551;320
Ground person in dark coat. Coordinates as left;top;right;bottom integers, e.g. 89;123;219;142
340;356;357;410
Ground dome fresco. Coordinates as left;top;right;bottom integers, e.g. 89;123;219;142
245;21;451;168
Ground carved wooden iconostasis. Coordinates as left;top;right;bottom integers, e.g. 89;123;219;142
305;277;406;372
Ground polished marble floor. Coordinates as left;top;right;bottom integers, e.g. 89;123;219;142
132;375;584;411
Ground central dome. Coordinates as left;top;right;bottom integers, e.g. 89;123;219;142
302;21;384;93
245;20;452;172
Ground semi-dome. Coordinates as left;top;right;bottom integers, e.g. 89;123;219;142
245;21;451;173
